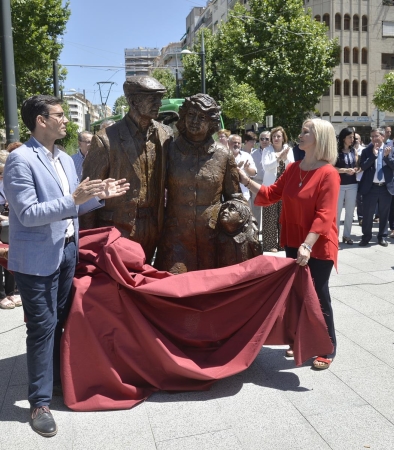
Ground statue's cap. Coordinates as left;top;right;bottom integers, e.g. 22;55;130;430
123;76;166;95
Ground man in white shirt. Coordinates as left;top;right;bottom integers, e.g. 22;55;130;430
229;134;257;204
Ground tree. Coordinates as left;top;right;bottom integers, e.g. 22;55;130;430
151;69;176;99
221;77;265;129
182;0;339;138
0;0;70;123
112;95;128;115
373;72;394;112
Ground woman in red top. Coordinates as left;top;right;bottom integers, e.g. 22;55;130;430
239;119;340;370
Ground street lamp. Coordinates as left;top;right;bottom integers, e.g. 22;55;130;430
181;31;206;95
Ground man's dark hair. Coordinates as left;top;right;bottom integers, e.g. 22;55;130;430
244;131;257;142
21;95;63;132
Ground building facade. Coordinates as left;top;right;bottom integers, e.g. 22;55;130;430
305;0;394;136
124;47;160;78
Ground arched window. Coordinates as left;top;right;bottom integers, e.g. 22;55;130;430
344;80;350;96
323;87;330;96
352;112;359;116
344;47;350;63
315;111;321;117
344;111;350;116
335;13;341;30
335;79;341;95
353;47;359;64
323;112;330;116
353;15;359;31
334;111;341;116
323;14;330;28
362;15;368;32
315;15;321;22
352;80;359;96
344;14;350;30
362;48;368;64
361;80;367;96
361;112;368;116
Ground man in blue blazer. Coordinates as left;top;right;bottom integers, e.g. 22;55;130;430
3;95;129;437
358;128;394;246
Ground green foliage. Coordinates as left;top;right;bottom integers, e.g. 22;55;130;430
0;0;70;128
373;72;394;112
151;69;176;99
112;95;128;115
181;0;339;138
221;77;265;129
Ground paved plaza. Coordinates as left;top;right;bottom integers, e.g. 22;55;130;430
1;220;394;449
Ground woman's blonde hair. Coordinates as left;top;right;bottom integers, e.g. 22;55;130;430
270;126;288;144
0;150;10;165
303;119;337;165
218;129;231;138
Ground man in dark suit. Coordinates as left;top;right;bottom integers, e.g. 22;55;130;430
358;128;394;246
80;76;173;263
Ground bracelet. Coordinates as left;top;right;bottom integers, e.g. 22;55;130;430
245;178;251;188
300;242;312;252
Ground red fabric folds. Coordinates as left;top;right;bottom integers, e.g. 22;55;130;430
62;227;333;411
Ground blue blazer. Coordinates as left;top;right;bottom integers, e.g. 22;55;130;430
358;143;394;196
3;138;102;276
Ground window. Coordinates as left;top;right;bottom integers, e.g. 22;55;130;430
315;111;321;117
323;14;330;28
352;80;359;96
335;79;341;95
344;14;350;30
353;15;359;31
382;21;394;37
362;48;368;64
362;15;368;32
344;111;350;116
361;112;368;116
335;13;341;30
323;112;330;116
315;15;321;22
382;53;394;69
334;111;341;116
353;47;359;64
344;80;350;96
344;47;350;63
323;88;330;96
361;80;367;96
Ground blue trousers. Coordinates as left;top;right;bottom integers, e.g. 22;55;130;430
14;241;76;408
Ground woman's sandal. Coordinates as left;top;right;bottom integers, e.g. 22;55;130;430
0;297;15;309
312;356;332;370
7;295;22;307
285;348;294;357
342;237;353;245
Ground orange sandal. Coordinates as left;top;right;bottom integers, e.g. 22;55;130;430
313;356;332;370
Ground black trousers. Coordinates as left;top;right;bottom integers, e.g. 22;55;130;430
389;196;394;230
361;184;392;242
285;247;336;359
0;266;15;299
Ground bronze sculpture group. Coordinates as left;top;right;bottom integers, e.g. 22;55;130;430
81;76;262;272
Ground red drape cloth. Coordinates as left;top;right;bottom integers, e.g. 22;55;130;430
62;227;333;412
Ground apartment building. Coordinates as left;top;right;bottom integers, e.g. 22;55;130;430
306;0;394;135
153;42;184;80
64;93;105;132
124;47;160;79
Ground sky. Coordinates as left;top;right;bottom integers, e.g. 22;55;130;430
59;0;204;109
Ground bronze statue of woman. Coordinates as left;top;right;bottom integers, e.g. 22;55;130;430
154;94;241;274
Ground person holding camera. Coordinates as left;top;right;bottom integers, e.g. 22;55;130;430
0;149;21;309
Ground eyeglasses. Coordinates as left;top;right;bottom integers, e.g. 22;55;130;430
260;137;270;141
354;138;358;141
43;112;66;122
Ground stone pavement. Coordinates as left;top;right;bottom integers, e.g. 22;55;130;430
1;220;394;449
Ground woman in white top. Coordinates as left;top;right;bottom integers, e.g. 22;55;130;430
261;126;294;252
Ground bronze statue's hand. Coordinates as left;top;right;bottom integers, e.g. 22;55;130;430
73;177;106;205
98;178;130;199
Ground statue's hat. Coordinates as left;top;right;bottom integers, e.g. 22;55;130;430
123;76;166;95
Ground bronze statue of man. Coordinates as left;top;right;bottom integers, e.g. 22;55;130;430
79;76;173;262
154;93;241;274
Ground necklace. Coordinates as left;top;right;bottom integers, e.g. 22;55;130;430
299;167;312;187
